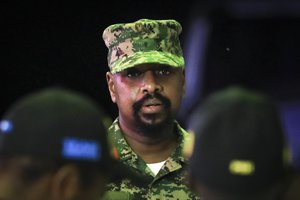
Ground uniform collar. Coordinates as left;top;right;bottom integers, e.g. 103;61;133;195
108;118;190;163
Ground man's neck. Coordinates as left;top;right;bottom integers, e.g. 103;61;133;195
119;120;178;163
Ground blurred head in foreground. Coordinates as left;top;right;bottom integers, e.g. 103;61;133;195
0;87;134;200
187;86;289;200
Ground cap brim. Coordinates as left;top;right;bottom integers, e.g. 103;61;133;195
110;51;185;73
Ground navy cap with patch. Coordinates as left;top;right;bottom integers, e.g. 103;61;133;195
0;87;110;164
188;86;288;194
0;87;146;184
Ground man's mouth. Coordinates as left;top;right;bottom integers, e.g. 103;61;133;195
133;93;171;117
141;99;164;113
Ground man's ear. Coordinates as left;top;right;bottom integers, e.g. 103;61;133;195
182;69;186;96
51;165;81;200
106;72;116;103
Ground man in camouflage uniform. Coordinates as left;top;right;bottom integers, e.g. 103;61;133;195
101;19;200;200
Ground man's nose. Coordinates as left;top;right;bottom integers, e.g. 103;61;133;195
141;71;162;94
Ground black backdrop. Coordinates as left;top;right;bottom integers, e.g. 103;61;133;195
1;1;194;119
2;1;300;122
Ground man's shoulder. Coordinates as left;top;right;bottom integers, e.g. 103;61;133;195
107;118;135;162
107;118;124;140
108;118;121;132
174;121;195;159
175;121;193;145
175;121;189;135
107;118;128;149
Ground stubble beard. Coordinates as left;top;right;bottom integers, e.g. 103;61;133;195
133;93;174;137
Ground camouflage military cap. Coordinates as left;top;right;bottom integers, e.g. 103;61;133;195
102;19;185;73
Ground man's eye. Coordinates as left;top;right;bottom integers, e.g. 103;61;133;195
126;69;142;78
156;68;171;76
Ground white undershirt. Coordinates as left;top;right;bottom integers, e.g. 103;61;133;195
146;160;166;176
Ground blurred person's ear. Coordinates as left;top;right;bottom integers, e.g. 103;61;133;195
51;164;81;200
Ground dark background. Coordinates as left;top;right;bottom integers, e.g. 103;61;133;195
1;0;194;119
2;1;300;118
1;1;300;167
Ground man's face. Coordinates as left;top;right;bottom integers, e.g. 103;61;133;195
106;64;185;133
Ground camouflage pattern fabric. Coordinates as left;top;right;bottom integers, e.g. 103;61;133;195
101;118;200;200
102;19;185;74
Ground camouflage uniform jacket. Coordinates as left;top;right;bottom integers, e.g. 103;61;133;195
102;118;200;200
